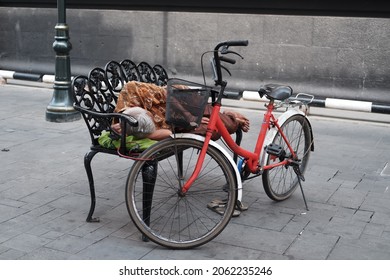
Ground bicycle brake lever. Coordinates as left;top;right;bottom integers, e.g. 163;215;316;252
221;50;244;59
221;65;232;76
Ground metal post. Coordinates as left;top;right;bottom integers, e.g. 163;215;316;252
46;0;80;122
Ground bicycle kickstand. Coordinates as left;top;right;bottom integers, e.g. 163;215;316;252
292;165;309;211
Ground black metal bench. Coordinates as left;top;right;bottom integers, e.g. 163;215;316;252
72;60;167;223
71;59;242;226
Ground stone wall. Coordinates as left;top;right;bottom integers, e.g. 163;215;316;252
1;7;389;102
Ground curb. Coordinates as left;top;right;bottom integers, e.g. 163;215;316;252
2;70;390;115
242;90;390;114
0;70;55;84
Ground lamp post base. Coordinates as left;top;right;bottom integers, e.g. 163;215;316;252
46;107;80;123
46;72;81;123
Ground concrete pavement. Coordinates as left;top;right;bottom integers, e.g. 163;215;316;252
1;84;390;260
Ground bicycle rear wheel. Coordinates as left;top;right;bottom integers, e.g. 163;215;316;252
262;114;312;201
125;137;237;249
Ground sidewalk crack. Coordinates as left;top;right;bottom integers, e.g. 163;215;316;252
327;170;340;182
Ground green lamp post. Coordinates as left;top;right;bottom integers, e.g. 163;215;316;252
46;0;80;122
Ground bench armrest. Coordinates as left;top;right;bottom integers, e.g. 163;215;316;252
74;104;138;126
74;104;139;153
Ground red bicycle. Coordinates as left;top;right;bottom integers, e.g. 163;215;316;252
125;40;314;249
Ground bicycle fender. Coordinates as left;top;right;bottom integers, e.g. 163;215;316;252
170;133;243;202
263;108;314;151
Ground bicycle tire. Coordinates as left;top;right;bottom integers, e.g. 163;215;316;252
125;137;237;249
262;114;312;201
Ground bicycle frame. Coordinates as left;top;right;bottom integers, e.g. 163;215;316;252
125;40;314;249
180;99;298;194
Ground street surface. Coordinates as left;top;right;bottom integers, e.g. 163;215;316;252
1;84;390;260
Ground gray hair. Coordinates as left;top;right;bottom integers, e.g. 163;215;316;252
122;107;155;139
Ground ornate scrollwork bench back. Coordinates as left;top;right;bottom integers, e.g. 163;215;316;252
71;60;168;223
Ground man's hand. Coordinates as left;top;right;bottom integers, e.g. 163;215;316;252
111;123;122;134
200;117;209;125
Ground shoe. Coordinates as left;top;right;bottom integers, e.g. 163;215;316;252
207;199;243;217
236;200;249;211
209;199;249;211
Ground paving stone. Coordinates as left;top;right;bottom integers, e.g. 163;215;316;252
334;206;356;219
328;236;390;259
360;192;390;213
323;217;366;239
351;209;374;223
44;234;97;254
328;187;367;209
339;180;359;189
213;223;296;255
21;188;69;205
380;231;390;240
281;214;310;235
1;213;56;235
232;207;294;231
26;207;69;222
40;231;65;240
0;246;9;254
363;223;385;237
370;212;390;226
285;230;339;259
99;197;129;213
305;201;339;213
355;178;387;192
0;204;29;223
25;226;52;237
68;221;108;238
46;193;93;212
82;220;129;241
109;223;137;239
0;198;27;208
35;213;86;234
370;181;390;194
1;234;52;253
300;211;334;233
304;187;336;204
0;179;47;201
0;181;12;192
0;248;27;260
19;247;74;260
75;236;155;260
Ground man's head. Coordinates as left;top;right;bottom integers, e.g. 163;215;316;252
122;107;155;139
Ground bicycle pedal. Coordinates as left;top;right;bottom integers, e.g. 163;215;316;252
265;144;286;159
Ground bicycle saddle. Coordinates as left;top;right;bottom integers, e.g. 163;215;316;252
258;84;293;101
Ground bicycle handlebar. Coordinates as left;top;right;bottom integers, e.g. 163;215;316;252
212;40;249;86
214;40;249;49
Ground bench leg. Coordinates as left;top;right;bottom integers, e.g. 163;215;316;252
141;160;158;241
84;150;100;223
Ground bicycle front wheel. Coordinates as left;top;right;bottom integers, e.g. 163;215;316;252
125;137;237;249
262;114;312;201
